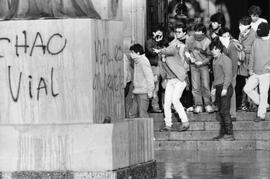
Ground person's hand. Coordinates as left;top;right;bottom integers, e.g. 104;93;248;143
249;70;255;76
221;89;227;96
153;48;160;54
190;57;196;63
211;89;216;96
148;92;153;99
195;61;203;66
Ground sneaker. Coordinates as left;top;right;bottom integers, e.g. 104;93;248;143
212;135;224;140
159;126;172;132
221;134;235;141
205;105;215;113
193;106;203;114
151;106;162;113
254;116;265;122
186;106;194;112
178;122;190;132
241;104;248;111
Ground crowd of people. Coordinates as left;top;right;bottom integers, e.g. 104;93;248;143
124;5;270;141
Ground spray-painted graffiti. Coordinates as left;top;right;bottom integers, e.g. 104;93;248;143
0;31;66;102
93;38;124;123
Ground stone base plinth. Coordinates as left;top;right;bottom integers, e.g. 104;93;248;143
0;161;156;179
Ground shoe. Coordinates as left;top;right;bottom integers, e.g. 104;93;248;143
159;126;172;132
193;106;203;114
178;122;190;132
213;135;224;140
221;134;235;141
254;116;265;122
186;106;194;112
249;105;258;112
151;107;162;113
205;105;215;113
231;117;236;121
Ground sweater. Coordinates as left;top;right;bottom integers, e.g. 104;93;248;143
132;54;155;95
213;53;233;90
238;29;256;76
160;38;188;82
249;37;270;75
223;40;239;77
185;35;211;66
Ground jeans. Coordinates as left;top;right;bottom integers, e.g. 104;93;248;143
244;73;270;119
130;94;149;118
191;65;211;106
164;78;188;127
215;84;233;135
230;76;237;118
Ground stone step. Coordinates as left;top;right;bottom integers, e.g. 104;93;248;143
154;120;270;131
150;112;270;122
154;130;270;141
154;140;270;151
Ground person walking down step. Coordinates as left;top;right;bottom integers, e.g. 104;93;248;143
244;22;270;122
154;24;190;132
210;40;234;141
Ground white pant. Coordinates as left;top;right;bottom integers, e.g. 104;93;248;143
164;78;188;127
244;73;270;118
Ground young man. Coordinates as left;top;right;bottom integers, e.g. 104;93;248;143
209;12;226;40
210;40;234;141
244;22;270;122
145;27;168;113
129;44;155;118
248;5;268;31
154;24;190;132
236;16;257;111
217;27;240;121
185;23;214;114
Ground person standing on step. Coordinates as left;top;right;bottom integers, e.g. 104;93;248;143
154;24;190;132
210;40;234;141
129;43;155;118
243;22;270;122
185;23;214;114
236;16;257;111
217;27;241;121
145;26;168;113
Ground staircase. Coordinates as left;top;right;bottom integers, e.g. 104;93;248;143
151;112;270;151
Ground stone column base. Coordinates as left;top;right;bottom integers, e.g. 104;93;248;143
1;160;156;179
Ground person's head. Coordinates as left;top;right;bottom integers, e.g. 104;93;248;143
209;39;223;58
217;27;231;47
152;26;164;42
174;23;187;39
256;22;270;37
239;16;252;34
210;12;226;30
129;44;144;59
248;5;262;22
194;23;207;35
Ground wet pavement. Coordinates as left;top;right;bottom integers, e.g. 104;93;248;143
155;150;270;179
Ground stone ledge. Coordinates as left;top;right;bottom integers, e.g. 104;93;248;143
0;161;156;179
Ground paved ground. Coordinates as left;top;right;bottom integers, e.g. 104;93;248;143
155;150;270;179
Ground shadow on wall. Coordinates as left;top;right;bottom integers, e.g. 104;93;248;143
0;0;101;20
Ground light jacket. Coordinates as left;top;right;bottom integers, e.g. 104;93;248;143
133;54;155;95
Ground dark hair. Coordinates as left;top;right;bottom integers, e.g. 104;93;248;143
210;12;226;27
152;25;164;33
209;39;224;53
174;23;187;33
217;27;231;36
194;23;207;34
129;44;144;55
248;5;262;16
239;16;252;26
